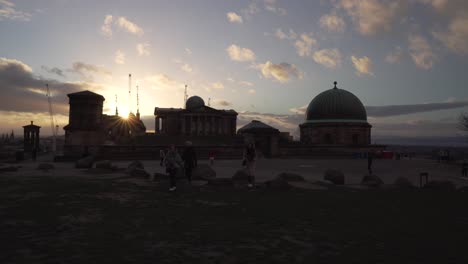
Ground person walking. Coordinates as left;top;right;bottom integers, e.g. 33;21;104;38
367;151;373;174
164;144;183;191
182;141;197;184
159;149;165;167
243;143;257;188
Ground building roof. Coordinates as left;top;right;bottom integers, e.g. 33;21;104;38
238;120;279;134
23;121;41;129
155;106;237;115
305;82;367;123
67;90;105;100
186;95;205;110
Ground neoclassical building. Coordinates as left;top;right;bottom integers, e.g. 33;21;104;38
154;96;238;137
299;82;371;145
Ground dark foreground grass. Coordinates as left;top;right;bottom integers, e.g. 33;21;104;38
1;175;468;263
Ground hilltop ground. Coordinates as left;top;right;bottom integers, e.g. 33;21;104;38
1;157;468;263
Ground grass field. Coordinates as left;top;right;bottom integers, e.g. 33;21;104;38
1;174;468;263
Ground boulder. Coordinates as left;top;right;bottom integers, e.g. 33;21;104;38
75;155;95;169
393;177;415;189
95;160;112;170
361;174;384;187
192;164;216;180
275;172;305;182
129;168;150;178
126;160;144;174
37;163;54;172
232;169;250;182
424;180;456;191
324;169;345;185
265;177;291;189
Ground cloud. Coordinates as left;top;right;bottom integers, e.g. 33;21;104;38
241;2;260;18
185;48;192;55
319;12;346;33
145;74;183;91
41;66;66;77
136;43;151;56
240;81;254;87
248;89;256;94
71;62;112;78
256;61;303;82
338;0;402;35
101;15;113;36
212;82;224;89
116;16;144;36
416;0;448;11
408;34;436;69
366;101;468;117
294;33;317;57
264;0;287;16
351;55;374;76
181;63;193;73
0;57;104;115
227;12;243;23
385;46;404;64
313;49;342;69
114;50;125;65
432;13;468;55
0;0;31;21
215;99;232;107
274;28;297;40
226;44;256;62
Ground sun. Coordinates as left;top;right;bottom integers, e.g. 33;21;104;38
118;105;130;119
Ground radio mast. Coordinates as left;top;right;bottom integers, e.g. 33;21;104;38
128;73;132;115
136;85;140;120
184;84;188;107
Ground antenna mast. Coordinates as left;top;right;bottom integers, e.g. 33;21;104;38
136;85;140;120
208;97;211;107
184;84;188;107
115;94;119;116
128;73;132;115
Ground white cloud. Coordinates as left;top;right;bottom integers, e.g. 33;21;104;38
212;82;224;89
227;12;243;23
294;33;317;57
116;16;144;36
433;13;468;55
0;0;31;21
181;63;193;73
136;43;150;56
338;0;401;35
242;2;260;17
226;44;256;62
146;74;183;91
319;13;346;33
274;28;297;40
248;89;256;94
264;0;287;16
256;61;303;82
114;50;125;65
385;46;404;64
240;81;254;87
351;55;374;76
101;15;113;36
289;105;308;115
313;49;342;69
185;48;192;55
408;34;436;69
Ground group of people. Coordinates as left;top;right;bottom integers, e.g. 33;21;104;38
159;142;257;191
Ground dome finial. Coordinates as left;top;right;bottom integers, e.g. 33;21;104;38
333;81;337;89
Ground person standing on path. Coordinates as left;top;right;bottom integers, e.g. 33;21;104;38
243;143;257;188
367;151;374;174
182;141;197;184
164;144;183;191
159;149;165;167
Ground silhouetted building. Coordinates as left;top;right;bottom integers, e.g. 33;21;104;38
154;96;237;137
238;120;280;157
299;82;371;145
23;121;40;152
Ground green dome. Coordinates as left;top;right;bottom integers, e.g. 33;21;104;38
306;83;367;123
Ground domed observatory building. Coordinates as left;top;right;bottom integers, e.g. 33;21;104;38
300;82;371;145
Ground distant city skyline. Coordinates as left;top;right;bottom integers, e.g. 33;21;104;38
1;0;468;144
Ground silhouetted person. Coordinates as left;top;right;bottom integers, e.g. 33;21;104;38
367;151;373;174
164;144;183;192
208;150;215;166
243;143;257;188
159;149;165;167
182;141;197;184
462;160;467;177
31;147;37;162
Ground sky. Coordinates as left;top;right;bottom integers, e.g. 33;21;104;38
1;0;468;145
